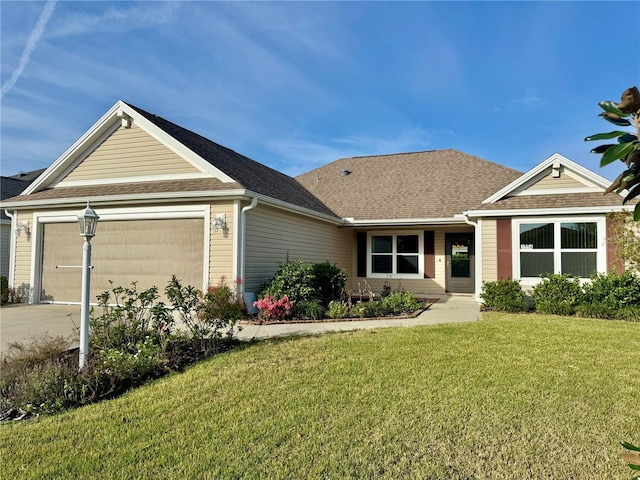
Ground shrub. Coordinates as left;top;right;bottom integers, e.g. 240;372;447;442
326;301;349;319
261;260;317;305
254;295;294;321
294;300;325;320
311;262;347;307
351;302;368;318
581;271;640;312
379;291;423;315
481;279;529;312
0;275;7;305
363;300;384;318
533;274;583;316
198;282;243;336
616;306;640;321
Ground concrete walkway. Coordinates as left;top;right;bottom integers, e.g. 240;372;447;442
0;295;479;355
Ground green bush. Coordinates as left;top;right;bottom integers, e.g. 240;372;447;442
351;302;368;318
0;275;8;305
294;300;325;320
581;271;640;311
615;306;640;321
533;274;583;316
311;262;347;307
364;301;384;318
261;260;317;305
379;291;423;315
327;301;349;319
481;279;529;312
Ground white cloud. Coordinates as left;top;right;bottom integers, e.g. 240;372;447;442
1;0;57;99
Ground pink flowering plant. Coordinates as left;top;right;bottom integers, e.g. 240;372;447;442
253;294;294;321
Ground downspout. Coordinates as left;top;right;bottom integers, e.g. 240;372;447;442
4;210;17;288
462;213;483;303
239;197;258;295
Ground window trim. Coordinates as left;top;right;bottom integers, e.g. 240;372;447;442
512;216;606;284
367;231;424;279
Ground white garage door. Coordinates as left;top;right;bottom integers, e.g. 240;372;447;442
41;218;205;303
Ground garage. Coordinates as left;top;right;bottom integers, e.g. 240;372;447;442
40;218;205;303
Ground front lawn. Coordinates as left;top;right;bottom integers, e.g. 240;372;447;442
1;313;639;479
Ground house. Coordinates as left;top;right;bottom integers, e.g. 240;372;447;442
1;101;632;304
1;169;45;278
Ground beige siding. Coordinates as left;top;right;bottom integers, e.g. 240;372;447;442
482;219;498;282
209;201;236;286
1;223;10;278
59;124;199;184
244;204;351;293
13;211;34;300
523;168;584;191
351;225;473;298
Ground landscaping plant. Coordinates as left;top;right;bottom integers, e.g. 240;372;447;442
532;274;583;316
481;278;529;312
585;86;640;220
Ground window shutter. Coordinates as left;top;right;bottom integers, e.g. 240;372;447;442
424;231;435;278
356;232;367;277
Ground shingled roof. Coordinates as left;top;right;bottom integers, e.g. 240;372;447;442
125;103;336;217
295;149;523;220
472;192;634;211
1;169;45;220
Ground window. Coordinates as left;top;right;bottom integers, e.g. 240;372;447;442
369;232;422;278
515;217;604;281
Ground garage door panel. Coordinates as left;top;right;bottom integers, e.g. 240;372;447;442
41;219;204;303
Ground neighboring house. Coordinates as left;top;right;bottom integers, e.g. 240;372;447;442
1;170;45;278
1;101;633;304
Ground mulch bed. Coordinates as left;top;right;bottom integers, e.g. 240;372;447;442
239;299;438;325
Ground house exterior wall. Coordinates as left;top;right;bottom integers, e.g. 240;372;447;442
58;124;199;184
209;201;236;286
244;204;351;294
524;169;584;191
481;219;497;282
351;225;473;298
13;210;34;300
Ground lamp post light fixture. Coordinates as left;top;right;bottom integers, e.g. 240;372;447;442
78;201;99;370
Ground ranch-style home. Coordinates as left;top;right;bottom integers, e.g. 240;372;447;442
1;100;632;305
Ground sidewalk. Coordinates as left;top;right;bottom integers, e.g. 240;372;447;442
0;295;479;355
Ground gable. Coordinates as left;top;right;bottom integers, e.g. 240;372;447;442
511;165;600;196
482;153;611;205
54;123;201;187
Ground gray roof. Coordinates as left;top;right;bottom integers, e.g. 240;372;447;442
296;149;524;220
1;170;44;220
126;103;337;217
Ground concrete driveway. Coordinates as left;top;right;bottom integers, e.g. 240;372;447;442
0;295;479;355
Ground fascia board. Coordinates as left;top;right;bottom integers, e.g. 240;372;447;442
0;189;248;209
482;153;612;204
342;217;465;227
464;205;633;217
244;190;344;225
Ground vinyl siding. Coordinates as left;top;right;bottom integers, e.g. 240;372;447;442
13;211;34;296
482;219;498;282
58;124;199;184
351;225;473;297
244;204;351;293
522;168;584;191
209;201;236;286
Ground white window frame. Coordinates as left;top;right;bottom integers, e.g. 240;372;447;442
512;216;606;286
367;231;423;279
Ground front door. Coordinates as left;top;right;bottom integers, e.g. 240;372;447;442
445;233;474;293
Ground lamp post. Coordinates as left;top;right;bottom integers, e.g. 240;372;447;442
78;201;99;370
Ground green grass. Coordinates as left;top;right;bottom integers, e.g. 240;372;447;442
1;313;639;479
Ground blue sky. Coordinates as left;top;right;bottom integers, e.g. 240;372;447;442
1;1;638;180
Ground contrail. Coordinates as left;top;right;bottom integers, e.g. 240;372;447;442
1;0;57;99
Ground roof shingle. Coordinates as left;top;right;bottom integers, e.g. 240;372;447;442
295;149;523;220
